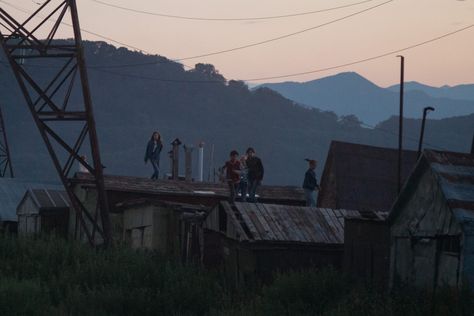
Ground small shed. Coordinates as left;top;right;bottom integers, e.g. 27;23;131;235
318;141;418;212
388;150;474;289
17;189;70;237
343;211;389;287
203;201;362;284
0;178;62;233
115;199;207;262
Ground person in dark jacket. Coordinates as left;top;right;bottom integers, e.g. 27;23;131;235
246;147;264;202
144;131;163;180
303;159;320;206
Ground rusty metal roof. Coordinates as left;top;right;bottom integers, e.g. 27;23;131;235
388;150;474;225
424;150;474;221
74;173;305;203
227;202;368;244
318;141;418;212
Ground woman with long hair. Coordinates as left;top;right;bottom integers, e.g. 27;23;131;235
144;131;163;180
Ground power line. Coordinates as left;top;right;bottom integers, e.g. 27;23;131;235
90;0;375;21
244;24;474;81
175;0;394;61
0;0;193;69
84;0;393;68
0;0;393;68
85;24;474;84
1;0;473;86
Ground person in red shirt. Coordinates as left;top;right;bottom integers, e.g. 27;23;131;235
223;150;241;203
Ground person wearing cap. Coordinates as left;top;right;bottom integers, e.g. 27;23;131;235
246;147;264;202
303;159;320;207
223;150;241;203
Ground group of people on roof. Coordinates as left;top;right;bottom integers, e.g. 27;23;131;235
144;131;319;206
221;147;264;203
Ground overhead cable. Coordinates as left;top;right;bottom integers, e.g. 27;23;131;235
90;0;375;21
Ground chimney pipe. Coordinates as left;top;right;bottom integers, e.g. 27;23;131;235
171;138;182;180
184;145;194;182
198;142;204;182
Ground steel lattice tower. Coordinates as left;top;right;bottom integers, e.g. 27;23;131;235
0;106;13;178
0;0;111;246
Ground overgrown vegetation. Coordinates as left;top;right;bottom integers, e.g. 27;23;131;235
0;235;472;315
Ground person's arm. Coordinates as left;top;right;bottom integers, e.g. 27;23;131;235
258;158;264;181
232;161;242;175
311;172;319;191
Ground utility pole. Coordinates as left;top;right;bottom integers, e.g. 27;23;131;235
396;55;404;194
471;133;474;155
417;106;435;158
0;106;13;178
0;0;111;246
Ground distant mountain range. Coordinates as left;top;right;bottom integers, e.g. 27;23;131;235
256;72;474;125
1;42;473;186
387;82;474;102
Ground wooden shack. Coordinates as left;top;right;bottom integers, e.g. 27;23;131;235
203;201;364;284
17;189;70;237
0;178;62;233
388;150;474;289
343;211;389;287
69;173;305;242
112;199;206;262
318;141;418;212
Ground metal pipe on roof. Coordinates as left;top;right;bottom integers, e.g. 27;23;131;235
198;142;204;182
184;145;194;182
171;138;182;180
417;106;435;158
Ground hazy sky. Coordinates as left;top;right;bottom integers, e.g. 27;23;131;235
2;0;474;87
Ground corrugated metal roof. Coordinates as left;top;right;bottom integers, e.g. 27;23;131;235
318;141;418;212
74;173;305;203
425;150;474;221
0;178;62;221
388;150;474;225
27;189;70;209
230;202;369;244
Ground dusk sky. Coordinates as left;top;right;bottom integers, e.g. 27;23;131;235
2;0;474;87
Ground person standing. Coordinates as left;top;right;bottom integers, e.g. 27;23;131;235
246;147;264;203
144;131;163;180
223;150;241;203
303;159;320;207
238;154;248;201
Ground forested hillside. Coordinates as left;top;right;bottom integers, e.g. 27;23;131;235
0;41;472;185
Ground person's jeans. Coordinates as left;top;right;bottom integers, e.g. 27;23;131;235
238;181;248;202
150;159;160;179
228;181;239;203
304;188;316;207
248;179;260;202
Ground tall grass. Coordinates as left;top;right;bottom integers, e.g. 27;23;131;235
0;235;472;315
0;235;219;315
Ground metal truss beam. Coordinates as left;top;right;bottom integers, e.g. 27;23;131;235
0;0;111;246
0;106;13;178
